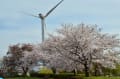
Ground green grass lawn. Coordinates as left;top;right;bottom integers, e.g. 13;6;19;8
5;77;120;79
5;77;40;79
84;77;120;79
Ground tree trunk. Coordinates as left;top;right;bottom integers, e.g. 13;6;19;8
93;64;102;76
22;67;29;76
94;64;97;76
94;68;97;76
51;67;57;74
73;68;77;76
84;64;90;77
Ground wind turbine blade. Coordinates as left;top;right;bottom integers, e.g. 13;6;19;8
45;0;64;17
21;11;39;18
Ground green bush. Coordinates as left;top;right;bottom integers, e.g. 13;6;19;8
39;67;53;74
31;73;75;79
51;74;73;79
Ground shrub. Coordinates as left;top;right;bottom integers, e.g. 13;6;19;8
39;67;53;74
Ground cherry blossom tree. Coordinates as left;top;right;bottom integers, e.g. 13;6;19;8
38;41;83;75
44;52;83;74
40;23;120;77
3;44;24;75
3;43;41;76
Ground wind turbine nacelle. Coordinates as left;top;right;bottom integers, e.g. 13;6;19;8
39;13;45;19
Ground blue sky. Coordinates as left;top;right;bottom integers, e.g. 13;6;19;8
0;0;120;57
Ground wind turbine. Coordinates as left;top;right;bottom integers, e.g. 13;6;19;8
24;0;64;42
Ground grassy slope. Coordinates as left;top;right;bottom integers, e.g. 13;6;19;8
84;77;120;79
